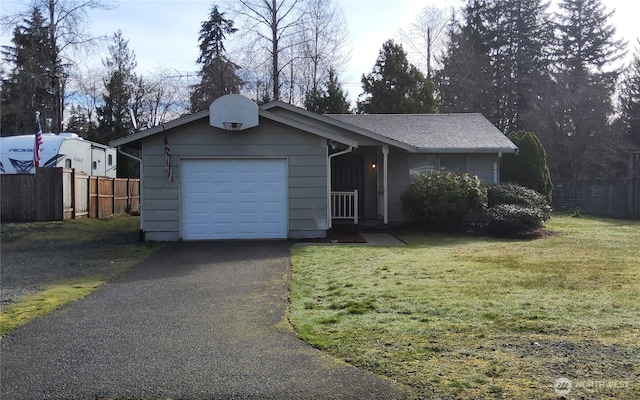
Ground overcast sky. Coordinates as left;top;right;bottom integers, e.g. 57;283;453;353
1;0;638;104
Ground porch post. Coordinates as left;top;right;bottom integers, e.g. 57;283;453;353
382;145;389;224
327;144;353;230
326;144;332;229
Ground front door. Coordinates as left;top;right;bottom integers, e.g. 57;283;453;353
331;154;364;218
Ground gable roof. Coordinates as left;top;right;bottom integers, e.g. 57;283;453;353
261;101;416;152
109;106;358;149
110;98;516;155
326;113;518;154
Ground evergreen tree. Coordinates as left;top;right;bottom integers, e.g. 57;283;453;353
190;5;243;112
1;7;58;135
95;31;137;177
357;39;436;114
437;1;494;118
500;131;553;202
538;0;626;179
95;31;136;144
437;0;553;133
619;41;640;149
489;0;553;133
304;68;350;114
65;104;97;138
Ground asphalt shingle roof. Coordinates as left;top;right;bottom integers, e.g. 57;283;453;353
326;113;518;153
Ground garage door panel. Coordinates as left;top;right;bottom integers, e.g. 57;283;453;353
181;159;287;240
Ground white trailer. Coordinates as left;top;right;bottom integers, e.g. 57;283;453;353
0;133;117;178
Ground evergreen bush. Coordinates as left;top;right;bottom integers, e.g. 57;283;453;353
401;171;487;230
501;131;553;202
485;183;551;235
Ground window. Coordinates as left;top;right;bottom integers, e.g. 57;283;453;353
409;155;467;181
65;159;72;168
439;155;466;173
409;155;437;181
108;154;113;166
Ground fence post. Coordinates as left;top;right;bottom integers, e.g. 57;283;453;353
94;177;99;219
71;169;76;219
112;178;116;215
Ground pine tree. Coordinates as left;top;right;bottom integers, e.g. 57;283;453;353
489;0;553;133
357;39;436;114
538;0;626;179
437;0;553;133
619;41;640;149
1;7;58;135
95;31;136;144
190;5;243;113
437;1;494;118
66;104;97;138
95;31;137;177
304;68;350;114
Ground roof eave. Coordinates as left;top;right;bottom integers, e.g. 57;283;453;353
109;106;359;149
110;110;209;147
258;109;358;148
263;102;416;152
416;147;518;154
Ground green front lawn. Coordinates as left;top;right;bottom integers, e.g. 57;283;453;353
289;215;640;399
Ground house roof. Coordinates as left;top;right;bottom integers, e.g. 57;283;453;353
110;98;516;155
261;101;416;152
109;106;358;149
325;113;518;154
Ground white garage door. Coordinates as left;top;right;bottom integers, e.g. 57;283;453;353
181;159;288;240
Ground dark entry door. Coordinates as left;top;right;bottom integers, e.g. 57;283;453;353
331;154;364;218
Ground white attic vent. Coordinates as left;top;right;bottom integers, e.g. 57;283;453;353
209;94;259;131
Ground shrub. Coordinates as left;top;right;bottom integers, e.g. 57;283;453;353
485;183;551;235
500;131;553;202
401;171;487;230
487;183;549;210
485;205;549;236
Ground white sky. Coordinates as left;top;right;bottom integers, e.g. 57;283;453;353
1;0;638;104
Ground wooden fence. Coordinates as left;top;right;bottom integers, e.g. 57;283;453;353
552;178;639;219
1;168;140;222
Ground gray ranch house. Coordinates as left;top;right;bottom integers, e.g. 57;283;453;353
111;95;517;241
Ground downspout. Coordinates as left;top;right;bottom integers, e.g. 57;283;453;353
327;144;353;229
382;145;389;224
494;152;502;184
118;146;144;237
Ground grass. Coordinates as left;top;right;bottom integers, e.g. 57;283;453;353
1;215;160;337
289;214;640;399
1;278;107;336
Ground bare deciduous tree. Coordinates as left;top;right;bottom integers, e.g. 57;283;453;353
132;70;190;129
398;5;449;80
299;0;350;98
233;0;305;101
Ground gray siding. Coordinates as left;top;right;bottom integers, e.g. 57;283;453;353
141;118;328;240
467;154;499;183
386;149;411;223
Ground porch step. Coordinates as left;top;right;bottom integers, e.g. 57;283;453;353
332;219;392;233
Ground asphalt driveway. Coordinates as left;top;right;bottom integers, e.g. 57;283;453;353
1;241;409;399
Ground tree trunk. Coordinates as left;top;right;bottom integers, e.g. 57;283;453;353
271;0;279;100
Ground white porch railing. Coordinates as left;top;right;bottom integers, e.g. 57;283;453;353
331;190;358;224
